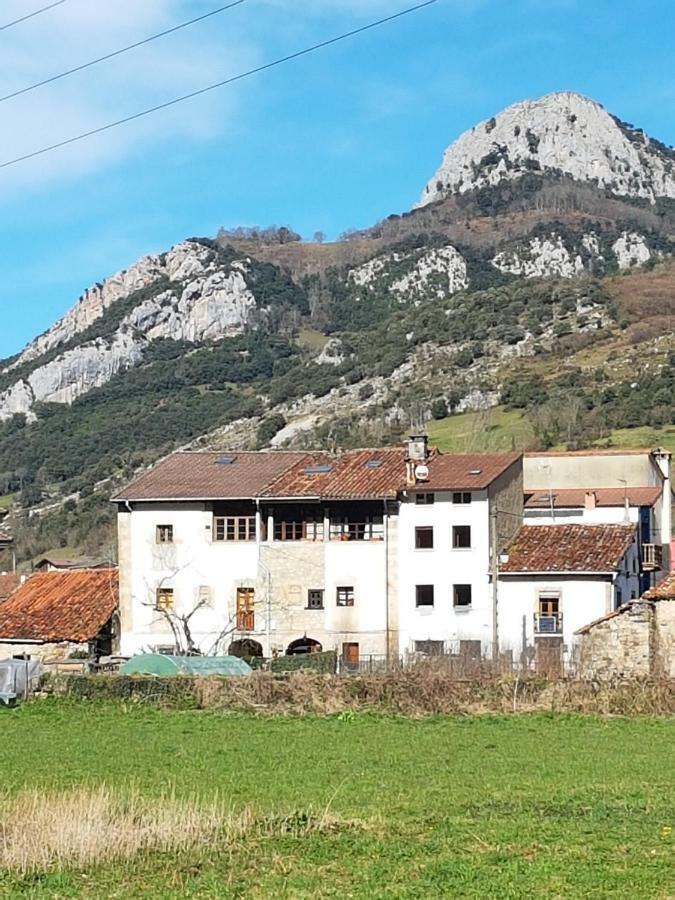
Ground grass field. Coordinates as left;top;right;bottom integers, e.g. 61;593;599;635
428;407;675;455
0;702;673;898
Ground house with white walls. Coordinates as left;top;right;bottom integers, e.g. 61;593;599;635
498;523;640;672
524;448;672;586
113;441;522;664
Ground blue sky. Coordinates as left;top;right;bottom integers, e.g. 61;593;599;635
1;0;673;358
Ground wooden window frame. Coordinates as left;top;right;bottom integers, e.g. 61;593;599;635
415;584;435;608
415;526;434;550
415;493;435;505
274;519;324;542
236;587;255;631
336;586;355;607
214;516;256;542
452;525;471;549
307;589;325;610
453;584;472;609
156;524;174;544
155;587;175;611
452;492;472;505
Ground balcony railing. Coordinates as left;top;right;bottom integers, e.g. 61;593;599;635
642;544;663;572
534;612;563;635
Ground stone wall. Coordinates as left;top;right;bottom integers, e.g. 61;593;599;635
576;600;675;678
0;641;88;663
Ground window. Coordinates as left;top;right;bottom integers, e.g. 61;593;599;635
453;584;472;609
307;589;324;610
415;585;434;607
415;526;434;549
155;588;174;611
214;516;256;542
336;586;354;607
538;594;559;617
452;492;472;505
329;517;384;541
236;588;255;630
415;493;435;505
452;526;471;549
274;519;324;542
415;640;444;656
156;525;173;544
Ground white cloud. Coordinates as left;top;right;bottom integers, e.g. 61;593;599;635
0;0;256;194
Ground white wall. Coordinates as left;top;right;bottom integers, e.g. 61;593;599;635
523;506;641;526
397;490;493;655
498;540;641;665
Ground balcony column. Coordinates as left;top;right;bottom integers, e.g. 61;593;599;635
323;507;330;543
267;509;274;544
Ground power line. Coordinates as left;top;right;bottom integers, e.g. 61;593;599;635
0;0;66;33
0;0;437;171
0;0;248;105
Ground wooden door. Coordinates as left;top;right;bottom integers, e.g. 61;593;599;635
236;588;255;631
535;637;563;677
342;642;360;669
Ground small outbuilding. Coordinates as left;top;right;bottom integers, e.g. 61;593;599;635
0;569;119;663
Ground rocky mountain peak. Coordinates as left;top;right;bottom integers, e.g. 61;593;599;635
418;91;675;207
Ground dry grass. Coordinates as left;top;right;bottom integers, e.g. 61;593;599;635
0;786;358;875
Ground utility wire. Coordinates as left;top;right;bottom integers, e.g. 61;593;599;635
0;0;66;33
0;0;248;105
0;0;437;171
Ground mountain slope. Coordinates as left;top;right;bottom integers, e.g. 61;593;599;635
419;92;675;206
1;91;674;562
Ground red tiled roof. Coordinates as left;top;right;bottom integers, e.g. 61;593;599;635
643;572;675;600
113;451;308;501
499;524;637;574
524;486;662;510
0;574;21;601
0;570;119;643
422;453;521;491
114;449;523;503
263;449;406;500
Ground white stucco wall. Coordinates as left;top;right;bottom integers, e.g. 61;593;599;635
523;506;641;526
497;540;641;665
397;490;493;655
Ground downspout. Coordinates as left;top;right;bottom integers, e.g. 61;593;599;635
383;500;390;668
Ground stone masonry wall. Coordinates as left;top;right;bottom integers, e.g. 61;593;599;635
576;602;652;678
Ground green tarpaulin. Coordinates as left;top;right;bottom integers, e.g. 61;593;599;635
119;654;252;677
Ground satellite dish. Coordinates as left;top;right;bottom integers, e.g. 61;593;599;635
414;464;430;482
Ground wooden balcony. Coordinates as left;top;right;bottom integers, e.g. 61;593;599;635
642;544;663;572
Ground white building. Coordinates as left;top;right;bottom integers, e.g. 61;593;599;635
524;448;672;585
113;442;522;663
498;523;640;672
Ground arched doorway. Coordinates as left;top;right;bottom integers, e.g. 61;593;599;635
229;638;264;661
286;636;323;656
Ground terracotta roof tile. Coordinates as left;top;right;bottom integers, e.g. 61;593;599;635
422;452;521;491
524;486;662;510
500;524;637;574
113;451;308;502
263;449;407;500
0;570;118;643
643;572;675;600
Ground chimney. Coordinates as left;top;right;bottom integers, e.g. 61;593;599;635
405;435;429;487
584;491;597;510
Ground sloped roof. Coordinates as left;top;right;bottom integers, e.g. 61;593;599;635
499;524;636;574
113;449;523;503
0;574;21;602
575;603;636;635
421;452;521;491
643;572;675;600
263;449;406;500
113;451;308;502
35;556;114;571
524;486;662;510
0;570;119;643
